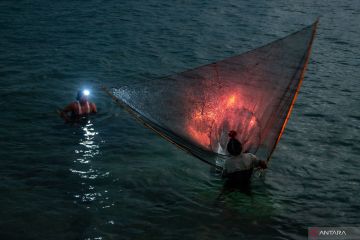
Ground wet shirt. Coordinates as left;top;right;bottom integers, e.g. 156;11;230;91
74;101;91;116
224;153;260;174
65;101;96;123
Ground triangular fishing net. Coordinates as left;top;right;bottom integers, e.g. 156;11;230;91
107;20;318;168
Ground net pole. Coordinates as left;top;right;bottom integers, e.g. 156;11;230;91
266;19;319;162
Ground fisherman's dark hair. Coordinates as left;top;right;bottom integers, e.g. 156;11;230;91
227;130;242;156
227;139;243;156
76;90;83;101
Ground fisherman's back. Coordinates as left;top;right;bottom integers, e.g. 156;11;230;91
225;153;259;174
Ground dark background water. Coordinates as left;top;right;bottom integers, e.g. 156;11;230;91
0;0;359;239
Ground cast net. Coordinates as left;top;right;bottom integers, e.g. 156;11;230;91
108;20;318;168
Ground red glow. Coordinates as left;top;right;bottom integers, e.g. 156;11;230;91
227;95;236;107
185;90;260;152
187;126;210;147
249;116;256;127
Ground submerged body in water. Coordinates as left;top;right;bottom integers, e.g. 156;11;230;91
60;90;97;123
222;131;267;187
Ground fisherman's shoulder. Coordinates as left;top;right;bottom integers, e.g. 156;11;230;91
242;152;257;160
227;154;243;163
89;102;97;112
62;101;78;111
68;101;79;107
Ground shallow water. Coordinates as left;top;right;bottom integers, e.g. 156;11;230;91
1;0;359;239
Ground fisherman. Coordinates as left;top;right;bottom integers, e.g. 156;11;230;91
222;130;267;186
60;89;97;123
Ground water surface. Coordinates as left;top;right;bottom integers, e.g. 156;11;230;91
0;0;359;239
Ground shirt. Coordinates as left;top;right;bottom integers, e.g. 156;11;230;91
75;101;91;116
224;153;260;174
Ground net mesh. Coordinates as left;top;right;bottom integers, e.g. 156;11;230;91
110;21;318;168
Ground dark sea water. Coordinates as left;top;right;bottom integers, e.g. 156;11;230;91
1;0;359;239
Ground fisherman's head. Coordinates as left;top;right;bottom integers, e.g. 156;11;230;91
227;130;242;156
76;89;90;102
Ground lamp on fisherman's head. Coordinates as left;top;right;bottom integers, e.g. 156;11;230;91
76;89;90;101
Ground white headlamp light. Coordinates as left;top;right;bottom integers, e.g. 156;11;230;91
83;89;90;96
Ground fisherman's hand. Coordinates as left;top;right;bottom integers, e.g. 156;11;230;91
259;160;267;169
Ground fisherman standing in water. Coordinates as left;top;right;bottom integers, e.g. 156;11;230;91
222;130;267;187
60;89;97;123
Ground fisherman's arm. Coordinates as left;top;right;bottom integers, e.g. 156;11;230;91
258;160;267;169
90;103;97;113
251;154;267;169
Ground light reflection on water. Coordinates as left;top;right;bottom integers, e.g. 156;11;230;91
69;121;116;240
1;0;359;238
70;120;110;206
